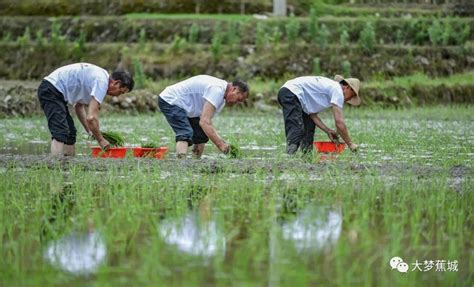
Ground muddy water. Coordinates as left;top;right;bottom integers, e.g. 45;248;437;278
1;111;472;165
1;141;50;155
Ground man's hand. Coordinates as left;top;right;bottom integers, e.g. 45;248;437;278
218;142;230;154
348;142;358;152
327;129;340;143
200;101;227;154
99;138;110;151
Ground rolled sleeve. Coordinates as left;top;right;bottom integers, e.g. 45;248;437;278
203;86;225;110
91;80;108;104
330;86;344;108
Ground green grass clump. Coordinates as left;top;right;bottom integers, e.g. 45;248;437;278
102;131;125;147
228;144;242;158
142;142;158;148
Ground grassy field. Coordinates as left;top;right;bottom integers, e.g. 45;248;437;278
125;13;256;21
0;106;472;286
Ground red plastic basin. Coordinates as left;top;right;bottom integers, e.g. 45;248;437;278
132;147;169;159
91;147;127;158
313;141;346;153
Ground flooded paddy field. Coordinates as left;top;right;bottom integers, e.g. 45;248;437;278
0;106;472;286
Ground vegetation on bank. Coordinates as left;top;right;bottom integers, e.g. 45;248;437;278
0;42;472;81
0;0;467;16
1;15;471;46
0;6;471;111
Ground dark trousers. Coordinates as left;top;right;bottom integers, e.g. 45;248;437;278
278;87;315;153
158;97;209;146
37;80;77;145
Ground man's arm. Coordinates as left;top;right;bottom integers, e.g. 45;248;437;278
86;98;109;149
309;113;338;142
331;105;358;151
74;103;91;135
200;101;229;153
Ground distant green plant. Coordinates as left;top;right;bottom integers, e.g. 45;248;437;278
428;19;443;45
358;22;376;53
132;57;147;89
211;23;223;60
35;29;46;46
255;22;266;50
226;21;241;46
138;28;146;50
458;23;470;45
50;21;66;48
317;23;330;48
395;29;404;45
269;26;282;44
2;32;12;42
309;6;318;40
17;27;31;46
73;30;86;57
339;27;350;47
169;34;187;52
428;18;470;46
408;19;429;45
285;17;300;43
341;60;351;77
312;57;321;75
188;23;199;43
441;21;453;45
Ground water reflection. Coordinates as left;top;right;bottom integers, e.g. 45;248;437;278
0;142;49;155
43;230;107;275
280;205;342;252
269;203;343;286
158;209;225;257
42;178;107;275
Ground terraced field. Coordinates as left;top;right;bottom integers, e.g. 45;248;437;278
0;1;472;286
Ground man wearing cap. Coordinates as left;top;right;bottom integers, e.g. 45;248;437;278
37;63;134;156
158;75;249;159
278;75;361;154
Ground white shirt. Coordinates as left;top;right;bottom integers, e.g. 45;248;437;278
282;76;344;114
159;75;227;118
45;63;109;105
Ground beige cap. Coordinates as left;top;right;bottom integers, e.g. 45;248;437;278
334;75;361;106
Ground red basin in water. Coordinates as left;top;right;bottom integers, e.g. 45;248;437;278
313;141;346;153
91;147;127;158
132;147;169;159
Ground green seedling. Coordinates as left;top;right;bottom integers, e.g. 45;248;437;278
142;142;158;148
102;131;125;147
228;144;242;159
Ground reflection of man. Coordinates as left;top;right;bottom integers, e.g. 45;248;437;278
278;75;361;154
44;231;106;275
281;206;342;251
158;75;249;158
158;209;226;257
37;63;134;156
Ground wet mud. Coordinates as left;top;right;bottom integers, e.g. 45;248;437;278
0;154;468;183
